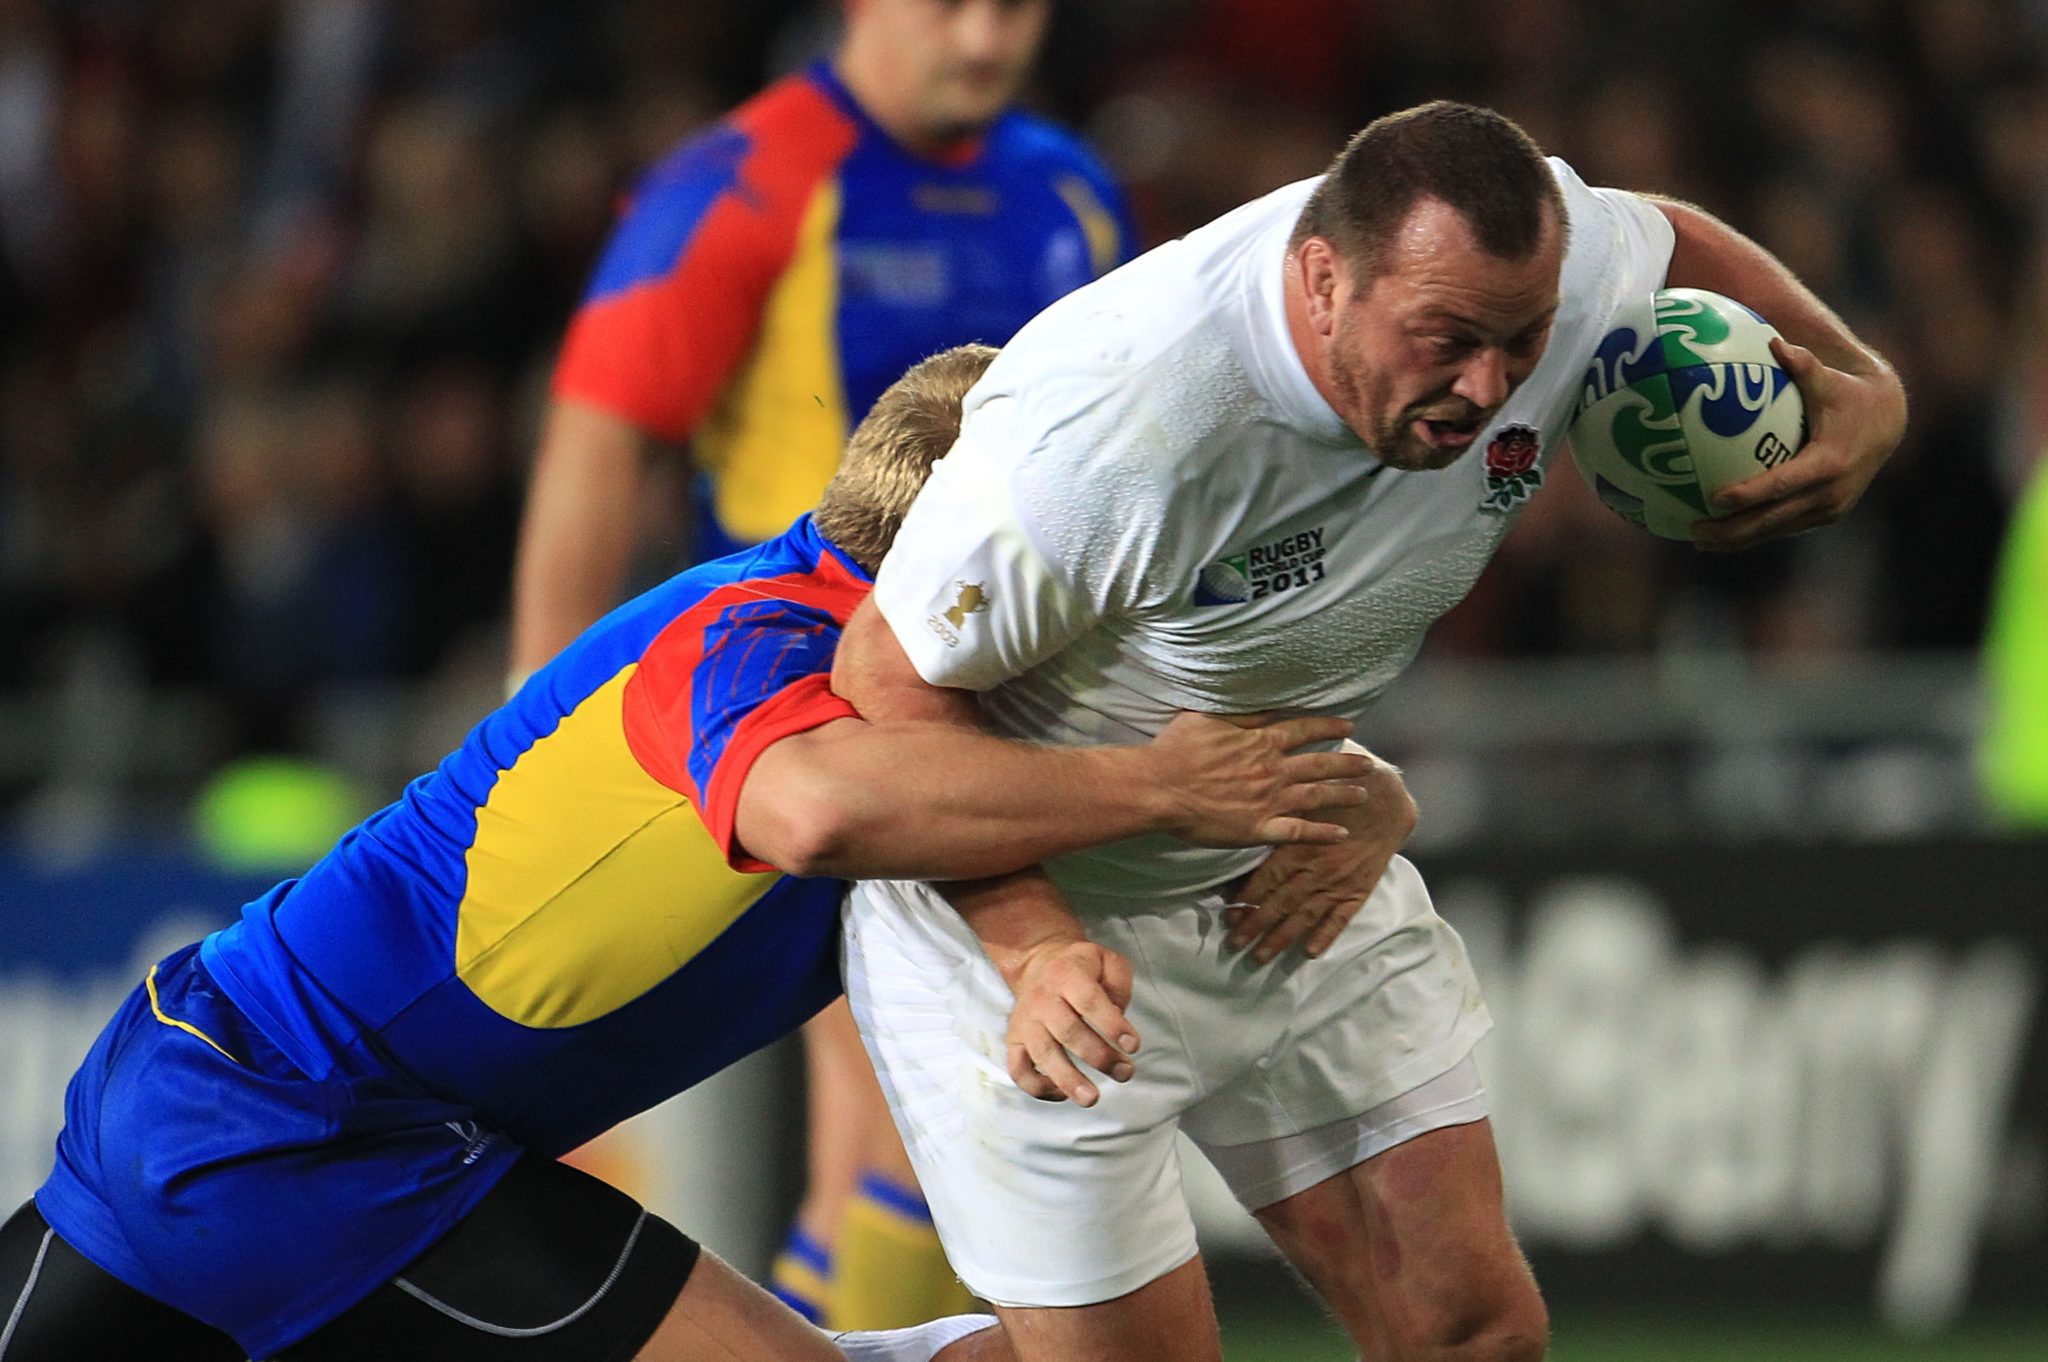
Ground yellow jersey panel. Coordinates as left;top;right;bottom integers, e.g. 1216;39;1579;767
457;664;779;1028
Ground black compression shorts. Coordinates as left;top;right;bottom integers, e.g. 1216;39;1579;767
0;1155;700;1362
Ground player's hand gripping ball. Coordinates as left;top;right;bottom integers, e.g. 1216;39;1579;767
1568;287;1807;539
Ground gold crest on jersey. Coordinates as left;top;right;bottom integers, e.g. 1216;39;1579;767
927;581;990;647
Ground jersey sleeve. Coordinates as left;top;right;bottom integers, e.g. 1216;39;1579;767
552;132;780;440
1550;156;1676;318
872;387;1157;692
553;88;857;441
623;598;859;872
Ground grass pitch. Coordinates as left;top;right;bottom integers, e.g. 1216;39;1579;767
1219;1307;2048;1361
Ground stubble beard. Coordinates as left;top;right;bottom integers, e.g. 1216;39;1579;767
1328;347;1460;473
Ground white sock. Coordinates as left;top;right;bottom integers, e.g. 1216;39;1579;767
831;1312;999;1362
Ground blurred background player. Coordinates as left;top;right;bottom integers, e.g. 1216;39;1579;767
509;0;1136;1329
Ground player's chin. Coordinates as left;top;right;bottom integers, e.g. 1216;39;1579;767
939;73;1022;127
1377;429;1470;473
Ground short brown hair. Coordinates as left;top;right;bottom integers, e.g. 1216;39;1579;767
814;343;998;572
1291;101;1567;276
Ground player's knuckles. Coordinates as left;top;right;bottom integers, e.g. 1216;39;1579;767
1237;871;1282;901
1271;818;1335;846
1314;905;1362;946
1257;816;1308;845
1031;1039;1078;1079
1273;914;1317;946
1019;1008;1066;1044
1069;1038;1120;1072
1052;1013;1095;1046
1062;975;1109;1008
1008;1052;1053;1094
1064;1007;1114;1040
1045;956;1089;989
1309;918;1351;952
1079;1007;1126;1045
1283;754;1348;783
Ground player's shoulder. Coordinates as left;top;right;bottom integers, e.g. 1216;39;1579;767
630;71;856;209
1548;157;1668;259
583;73;857;304
1545;155;1676;322
728;68;861;153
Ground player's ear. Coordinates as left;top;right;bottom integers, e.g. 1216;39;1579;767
1296;238;1343;336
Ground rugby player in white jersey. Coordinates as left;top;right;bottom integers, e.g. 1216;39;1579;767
829;102;1908;1362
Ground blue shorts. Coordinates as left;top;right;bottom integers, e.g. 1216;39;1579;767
35;944;525;1358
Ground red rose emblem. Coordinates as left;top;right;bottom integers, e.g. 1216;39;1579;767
1485;425;1541;478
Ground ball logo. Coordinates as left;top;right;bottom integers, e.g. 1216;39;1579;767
1754;431;1795;469
1195;556;1253;605
1578;324;1664;413
1192;527;1329;605
1479;424;1545;513
926;580;989;648
1671;362;1792;438
1653;290;1734;366
1603;386;1707;514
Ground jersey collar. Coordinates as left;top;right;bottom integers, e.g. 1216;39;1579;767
1238;184;1356;447
798;514;877;585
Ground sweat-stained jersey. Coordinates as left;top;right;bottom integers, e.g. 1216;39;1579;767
552;61;1134;560
36;517;870;1356
873;160;1675;903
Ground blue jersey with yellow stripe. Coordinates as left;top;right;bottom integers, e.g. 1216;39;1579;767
198;515;866;1155
553;62;1134;558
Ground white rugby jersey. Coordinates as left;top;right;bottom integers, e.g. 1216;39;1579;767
875;159;1673;900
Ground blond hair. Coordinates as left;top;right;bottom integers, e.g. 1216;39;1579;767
814;343;998;572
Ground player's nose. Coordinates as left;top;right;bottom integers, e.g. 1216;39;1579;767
1451;347;1511;411
950;0;1026;64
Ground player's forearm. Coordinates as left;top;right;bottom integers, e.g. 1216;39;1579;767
1654;197;1904;392
748;722;1169;881
795;599;1169;876
510;400;649;678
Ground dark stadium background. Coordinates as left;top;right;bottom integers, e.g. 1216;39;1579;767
0;2;2043;1358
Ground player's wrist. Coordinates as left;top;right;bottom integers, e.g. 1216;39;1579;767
1087;745;1181;837
943;871;1093;990
988;931;1092;991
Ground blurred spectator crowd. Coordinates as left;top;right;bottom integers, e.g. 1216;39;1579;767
1;0;2042;773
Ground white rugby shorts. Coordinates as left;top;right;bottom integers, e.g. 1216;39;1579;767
841;854;1493;1307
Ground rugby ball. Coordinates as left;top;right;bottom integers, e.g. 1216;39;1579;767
1568;288;1807;539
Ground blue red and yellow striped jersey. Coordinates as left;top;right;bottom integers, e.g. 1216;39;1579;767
552;61;1135;557
198;516;867;1155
